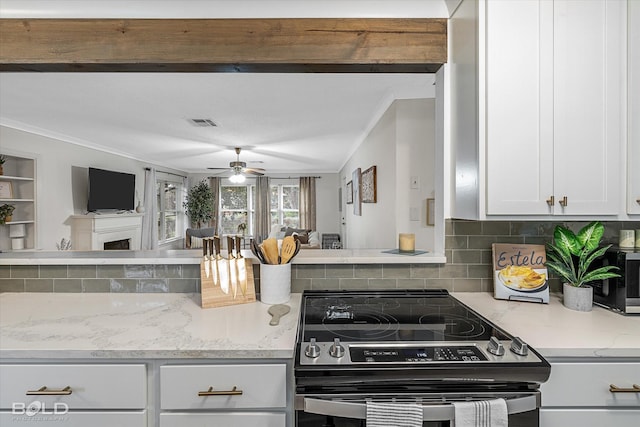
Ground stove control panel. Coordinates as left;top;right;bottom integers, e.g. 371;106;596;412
350;346;487;363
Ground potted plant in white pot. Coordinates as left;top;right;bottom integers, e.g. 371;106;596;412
545;221;620;311
183;180;214;229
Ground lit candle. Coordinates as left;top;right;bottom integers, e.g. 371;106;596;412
399;233;415;252
619;230;635;249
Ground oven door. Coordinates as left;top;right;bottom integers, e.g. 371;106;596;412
295;392;540;427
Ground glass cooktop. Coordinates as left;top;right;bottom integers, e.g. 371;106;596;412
300;289;510;343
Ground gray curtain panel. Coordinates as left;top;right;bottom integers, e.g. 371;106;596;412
141;168;158;249
299;176;317;230
208;176;221;234
254;176;271;242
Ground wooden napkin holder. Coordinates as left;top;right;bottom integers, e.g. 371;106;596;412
200;258;256;309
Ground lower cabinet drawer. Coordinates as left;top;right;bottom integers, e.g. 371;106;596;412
160;412;286;427
540;362;640;407
0;364;147;410
160;364;286;410
540;408;640;427
0;410;146;427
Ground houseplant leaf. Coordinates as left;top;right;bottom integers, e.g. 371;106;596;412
580;265;621;285
544;260;577;285
554;225;582;256
577;221;605;252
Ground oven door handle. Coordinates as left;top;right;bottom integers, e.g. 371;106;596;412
302;395;538;421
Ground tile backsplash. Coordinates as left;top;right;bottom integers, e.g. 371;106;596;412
1;220;638;294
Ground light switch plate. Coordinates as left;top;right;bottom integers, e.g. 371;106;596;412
410;176;419;189
410;207;419;221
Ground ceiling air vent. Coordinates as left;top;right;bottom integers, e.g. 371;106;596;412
189;118;217;127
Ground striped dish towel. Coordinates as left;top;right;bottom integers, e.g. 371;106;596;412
452;398;508;427
365;401;423;427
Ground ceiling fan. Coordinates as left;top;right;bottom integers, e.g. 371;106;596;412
207;147;265;183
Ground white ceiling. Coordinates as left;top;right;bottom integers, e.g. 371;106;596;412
0;0;443;174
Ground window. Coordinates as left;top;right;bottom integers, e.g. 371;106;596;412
156;179;183;243
271;184;299;228
220;185;250;235
219;182;299;235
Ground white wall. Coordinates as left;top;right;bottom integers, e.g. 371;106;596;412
0;126;185;250
339;99;436;250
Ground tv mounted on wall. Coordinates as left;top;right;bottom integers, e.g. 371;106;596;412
87;167;135;212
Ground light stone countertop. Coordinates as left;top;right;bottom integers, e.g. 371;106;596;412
452;292;640;359
0;248;447;265
0;292;301;359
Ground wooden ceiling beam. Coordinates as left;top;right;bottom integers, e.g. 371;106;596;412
0;18;447;72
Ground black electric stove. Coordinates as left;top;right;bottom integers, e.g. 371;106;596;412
295;289;550;384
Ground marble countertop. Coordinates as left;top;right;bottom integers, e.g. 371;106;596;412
0;248;446;265
452;292;640;359
0;293;301;360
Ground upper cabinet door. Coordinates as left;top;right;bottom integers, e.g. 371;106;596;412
629;0;640;215
552;0;624;215
485;0;554;215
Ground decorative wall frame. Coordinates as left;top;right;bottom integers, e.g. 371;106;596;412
346;181;353;204
0;181;13;199
361;165;377;203
352;168;362;216
426;198;435;226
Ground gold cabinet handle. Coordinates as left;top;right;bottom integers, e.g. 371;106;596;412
546;196;555;206
26;386;72;396
559;196;568;207
609;384;640;393
198;385;243;396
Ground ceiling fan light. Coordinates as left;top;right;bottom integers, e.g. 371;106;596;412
229;173;245;184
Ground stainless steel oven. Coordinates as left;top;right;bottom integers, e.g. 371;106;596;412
294;290;550;427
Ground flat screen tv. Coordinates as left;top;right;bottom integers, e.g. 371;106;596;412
87;167;135;212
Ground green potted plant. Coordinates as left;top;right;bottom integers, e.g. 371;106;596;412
545;221;620;311
0;204;15;224
183;180;214;229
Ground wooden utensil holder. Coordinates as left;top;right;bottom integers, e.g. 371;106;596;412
200;258;256;308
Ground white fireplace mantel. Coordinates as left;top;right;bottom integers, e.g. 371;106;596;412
70;213;143;251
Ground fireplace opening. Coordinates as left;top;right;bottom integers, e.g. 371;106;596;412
104;239;130;250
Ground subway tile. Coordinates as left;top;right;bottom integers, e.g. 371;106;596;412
182;264;202;279
397;278;426;289
25;279;53;292
325;265;354;278
453;220;482;235
311;278;340;291
480;250;493;264
523;236;547;245
109;278;138;293
168;279;197;293
438;264;467;279
137;279;169;293
411;264;440;279
339;278;369;290
154;264;182;279
451;250;481;264
453;278;483;292
467;236;498;250
0;266;10;278
425;278;453;291
11;265;39;279
0;279;25;292
354;264;382;278
367;279;397;290
446;235;468;250
445;219;454;236
68;265;97;278
295;265;326;279
53;279;82;293
482;221;511;236
382;264;410;279
291;278;312;293
125;265;154;278
39;265;68;278
82;279;112;292
467;264;492;279
97;265;125;279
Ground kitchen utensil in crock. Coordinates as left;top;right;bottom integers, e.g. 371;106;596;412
280;236;297;264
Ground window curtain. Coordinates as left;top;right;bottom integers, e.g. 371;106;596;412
141;168;158;249
299;177;317;231
254;176;271;242
208;176;221;234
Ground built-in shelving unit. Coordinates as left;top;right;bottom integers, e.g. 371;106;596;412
0;153;37;251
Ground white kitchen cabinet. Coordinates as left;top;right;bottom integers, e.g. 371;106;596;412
540;361;640;427
0;152;37;250
160;363;288;427
451;0;626;218
629;0;640;215
0;364;147;427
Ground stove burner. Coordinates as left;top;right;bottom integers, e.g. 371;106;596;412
419;314;486;339
322;310;400;340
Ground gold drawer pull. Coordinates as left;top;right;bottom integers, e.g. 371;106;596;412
609;384;640;393
26;386;72;396
198;386;243;396
559;196;568;207
546;196;555;206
